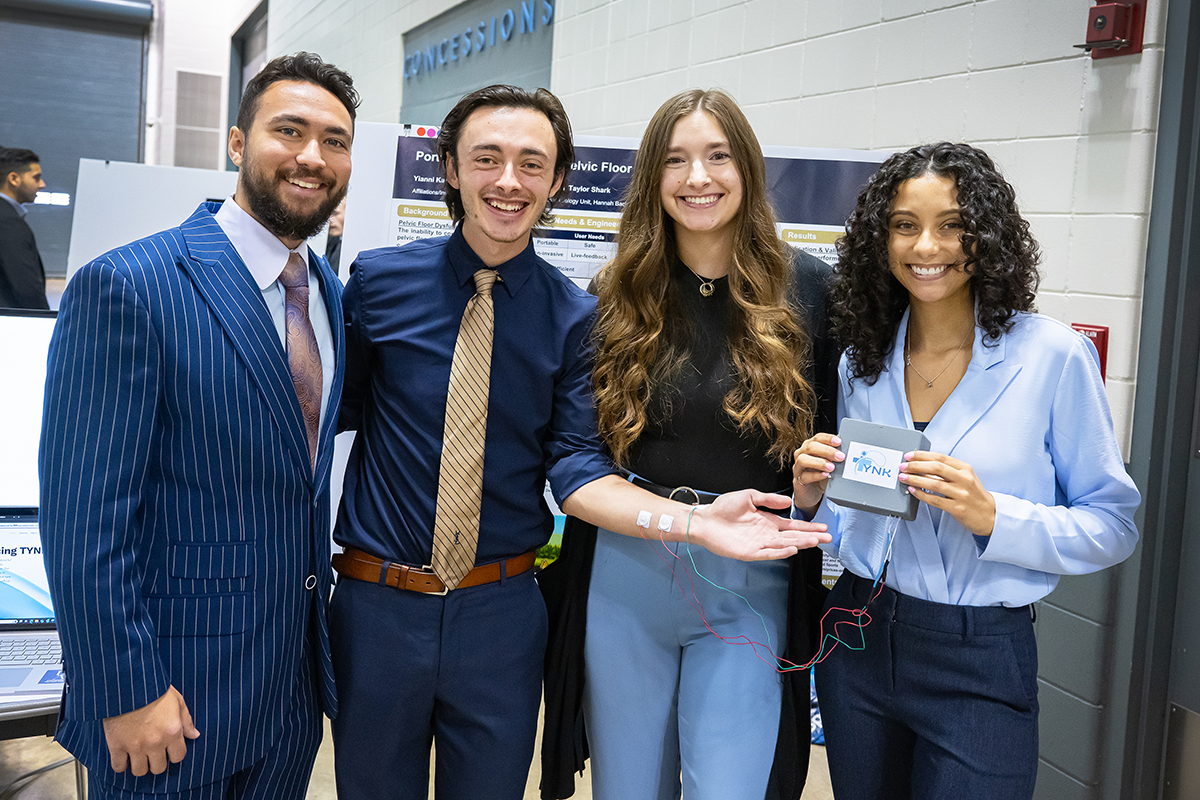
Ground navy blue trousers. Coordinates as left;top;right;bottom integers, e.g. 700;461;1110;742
815;572;1038;800
329;569;547;800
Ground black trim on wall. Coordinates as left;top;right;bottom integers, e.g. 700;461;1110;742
227;1;268;173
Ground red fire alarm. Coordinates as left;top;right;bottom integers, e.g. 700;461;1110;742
1074;0;1146;59
1072;324;1110;382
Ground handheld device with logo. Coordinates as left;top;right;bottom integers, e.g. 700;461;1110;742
825;418;930;521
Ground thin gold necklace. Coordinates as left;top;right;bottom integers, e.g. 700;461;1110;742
682;262;719;297
905;326;972;389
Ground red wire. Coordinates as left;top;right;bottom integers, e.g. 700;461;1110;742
636;526;887;672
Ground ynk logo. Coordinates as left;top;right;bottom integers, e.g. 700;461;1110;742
853;449;891;478
843;441;903;490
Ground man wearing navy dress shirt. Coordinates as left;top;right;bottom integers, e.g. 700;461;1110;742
330;84;829;799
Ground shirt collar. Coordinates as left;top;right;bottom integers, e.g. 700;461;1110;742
214;196;312;290
447;224;535;297
0;193;26;219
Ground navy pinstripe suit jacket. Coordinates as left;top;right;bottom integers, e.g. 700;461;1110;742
38;202;344;792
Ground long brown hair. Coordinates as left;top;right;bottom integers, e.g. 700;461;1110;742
591;89;814;468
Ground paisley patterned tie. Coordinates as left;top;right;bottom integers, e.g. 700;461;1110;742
431;268;498;589
280;252;322;469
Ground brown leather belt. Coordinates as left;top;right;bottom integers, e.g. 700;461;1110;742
332;546;536;595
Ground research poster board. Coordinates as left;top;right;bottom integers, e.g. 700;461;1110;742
335;121;888;560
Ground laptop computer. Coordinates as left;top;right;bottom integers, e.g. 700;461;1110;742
0;310;64;694
0;509;62;693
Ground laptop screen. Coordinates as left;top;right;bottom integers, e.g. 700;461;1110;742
0;512;55;629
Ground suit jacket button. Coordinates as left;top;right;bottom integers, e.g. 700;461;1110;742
305;575;317;590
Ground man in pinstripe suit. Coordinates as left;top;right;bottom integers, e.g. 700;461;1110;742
39;52;357;800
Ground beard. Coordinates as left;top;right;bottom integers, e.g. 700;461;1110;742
240;158;347;243
16;181;39;205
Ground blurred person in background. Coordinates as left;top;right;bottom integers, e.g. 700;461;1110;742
0;147;49;309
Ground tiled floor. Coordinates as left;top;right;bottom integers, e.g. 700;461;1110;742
0;732;80;798
0;716;835;799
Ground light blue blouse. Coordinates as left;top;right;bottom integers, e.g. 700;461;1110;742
812;310;1140;608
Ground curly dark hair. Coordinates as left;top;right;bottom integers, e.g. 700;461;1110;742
437;84;574;227
237;52;359;133
832;141;1040;385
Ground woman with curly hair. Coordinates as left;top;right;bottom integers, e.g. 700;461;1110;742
567;88;838;800
793;142;1140;799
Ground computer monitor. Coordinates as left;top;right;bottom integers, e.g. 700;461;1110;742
0;310;57;508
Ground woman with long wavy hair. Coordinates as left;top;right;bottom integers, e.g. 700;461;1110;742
793;142;1140;799
575;88;838;800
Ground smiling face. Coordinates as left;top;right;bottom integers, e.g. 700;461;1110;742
445;105;563;267
659;111;743;247
228;80;353;249
887;172;972;309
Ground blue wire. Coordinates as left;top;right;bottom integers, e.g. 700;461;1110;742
678;509;902;670
681;525;778;655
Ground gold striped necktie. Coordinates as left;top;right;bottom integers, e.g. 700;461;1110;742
431;268;498;589
280;252;322;469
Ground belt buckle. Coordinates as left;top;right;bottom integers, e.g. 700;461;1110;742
419;564;450;596
668;486;701;506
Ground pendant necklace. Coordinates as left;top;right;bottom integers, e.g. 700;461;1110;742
905;325;972;389
682;262;718;297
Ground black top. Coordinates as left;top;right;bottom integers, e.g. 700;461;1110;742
628;249;837;494
628;260;779;493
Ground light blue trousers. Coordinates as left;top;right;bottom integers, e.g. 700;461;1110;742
582;527;789;800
